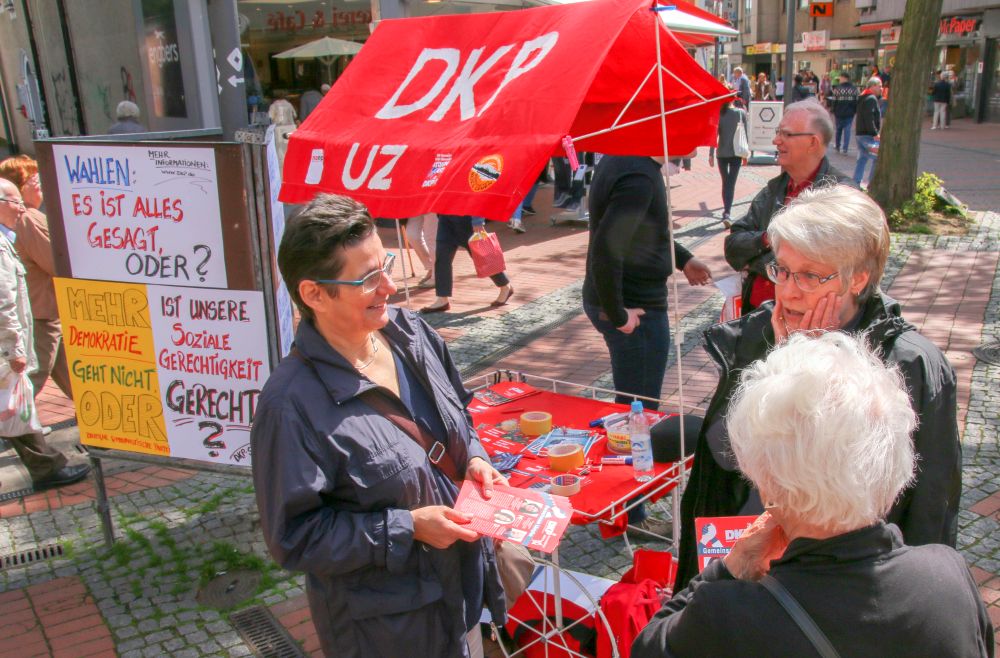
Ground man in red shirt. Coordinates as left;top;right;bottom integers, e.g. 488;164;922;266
724;100;855;313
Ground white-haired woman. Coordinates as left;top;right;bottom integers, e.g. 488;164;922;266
634;333;993;657
673;185;961;591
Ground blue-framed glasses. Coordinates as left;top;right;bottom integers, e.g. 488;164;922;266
313;252;396;294
766;262;839;292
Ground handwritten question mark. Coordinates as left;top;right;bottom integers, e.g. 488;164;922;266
199;420;225;458
193;244;211;282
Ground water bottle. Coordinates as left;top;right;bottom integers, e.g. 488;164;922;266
629;401;654;482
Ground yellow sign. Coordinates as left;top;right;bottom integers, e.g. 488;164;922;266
810;2;833;17
56;278;168;455
56;278;271;464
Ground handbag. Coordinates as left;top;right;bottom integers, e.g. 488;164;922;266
733;117;751;159
760;575;842;658
467;228;507;278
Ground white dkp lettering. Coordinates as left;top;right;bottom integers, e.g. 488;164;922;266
342;144;408;191
375;32;559;122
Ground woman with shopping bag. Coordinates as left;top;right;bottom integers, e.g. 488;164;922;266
420;215;514;314
712;99;750;227
0;179;90;490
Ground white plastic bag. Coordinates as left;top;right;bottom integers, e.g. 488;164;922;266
715;274;744;322
734;119;751;159
0;364;42;436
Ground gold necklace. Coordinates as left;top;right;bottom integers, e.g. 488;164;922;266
355;334;379;370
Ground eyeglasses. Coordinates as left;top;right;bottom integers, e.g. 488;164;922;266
766;262;839;292
774;130;816;140
314;252;396;294
0;197;26;208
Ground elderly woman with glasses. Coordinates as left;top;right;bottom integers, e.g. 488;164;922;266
251;194;508;657
634;333;992;658
672;185;961;592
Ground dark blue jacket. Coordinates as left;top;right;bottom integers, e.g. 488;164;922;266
251;307;506;657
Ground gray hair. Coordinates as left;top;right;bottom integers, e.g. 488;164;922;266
768;185;889;302
727;332;916;533
784;98;834;145
116;101;140;120
867;77;883;88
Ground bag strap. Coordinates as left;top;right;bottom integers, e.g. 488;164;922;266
358;388;462;483
760;575;841;658
291;346;462;483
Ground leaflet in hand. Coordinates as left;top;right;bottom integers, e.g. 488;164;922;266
455;481;572;553
694;515;757;572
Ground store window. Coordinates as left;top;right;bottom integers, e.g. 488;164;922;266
236;0;372;118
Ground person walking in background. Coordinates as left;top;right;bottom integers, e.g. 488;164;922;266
107;101;147;134
854;77;883;187
420;215;513;314
714;100;749;226
404;213;438;288
829;72;859;154
819;73;832;107
788;74;811;103
752;72;773;101
0;179;90;490
931;71;952;130
731;67;751;108
775;76;784;101
0;157;72;402
268;91;298;169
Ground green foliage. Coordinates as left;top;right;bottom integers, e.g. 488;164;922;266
887;172;968;232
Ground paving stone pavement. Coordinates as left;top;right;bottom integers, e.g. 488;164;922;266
0;141;997;655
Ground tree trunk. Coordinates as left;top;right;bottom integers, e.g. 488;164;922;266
868;0;944;214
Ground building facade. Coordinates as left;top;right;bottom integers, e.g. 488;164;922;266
0;0;547;156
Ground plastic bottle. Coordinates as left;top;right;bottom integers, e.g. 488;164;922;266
629;401;654;482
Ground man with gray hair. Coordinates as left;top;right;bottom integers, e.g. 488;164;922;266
731;66;751;107
724;99;854;312
107;100;147;134
853;76;883;186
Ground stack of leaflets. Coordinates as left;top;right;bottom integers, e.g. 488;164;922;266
525;427;599;457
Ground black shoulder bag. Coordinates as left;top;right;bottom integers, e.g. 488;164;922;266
759;575;842;658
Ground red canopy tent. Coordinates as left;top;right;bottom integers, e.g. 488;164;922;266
279;0;731;220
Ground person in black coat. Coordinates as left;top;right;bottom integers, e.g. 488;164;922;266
635;331;992;658
675;185;962;593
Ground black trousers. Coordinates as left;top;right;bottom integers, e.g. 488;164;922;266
434;216;510;298
717;156;743;214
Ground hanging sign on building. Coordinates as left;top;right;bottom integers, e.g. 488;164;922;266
56;278;270;466
50;143;228;288
809;2;833;17
939;16;981;38
802;30;829;51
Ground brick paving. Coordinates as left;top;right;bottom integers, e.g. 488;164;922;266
0;120;996;656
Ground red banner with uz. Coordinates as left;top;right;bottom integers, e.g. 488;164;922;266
279;0;730;220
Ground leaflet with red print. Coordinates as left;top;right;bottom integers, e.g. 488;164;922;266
454;481;572;553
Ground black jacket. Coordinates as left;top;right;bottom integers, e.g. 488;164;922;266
855;93;881;136
933;79;953;103
584;156;693;327
636;524;993;658
723;158;855;311
829;82;859;119
673;294;962;592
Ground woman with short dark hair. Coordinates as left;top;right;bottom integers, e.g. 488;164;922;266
252;193;508;657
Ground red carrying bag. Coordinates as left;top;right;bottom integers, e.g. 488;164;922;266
468;228;507;278
596;550;677;658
